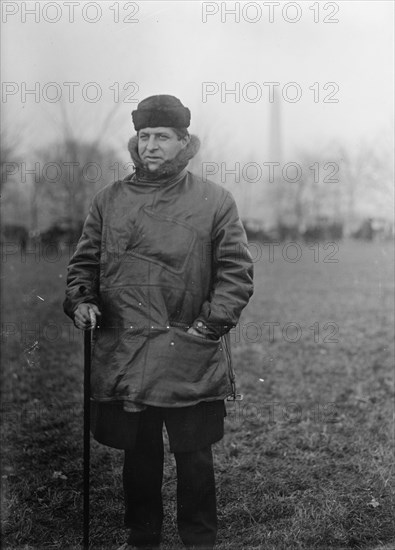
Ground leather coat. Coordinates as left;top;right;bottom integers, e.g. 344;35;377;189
64;168;253;408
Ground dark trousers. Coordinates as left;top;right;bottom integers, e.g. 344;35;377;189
123;406;218;549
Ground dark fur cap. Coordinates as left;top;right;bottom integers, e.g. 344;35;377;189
132;95;191;131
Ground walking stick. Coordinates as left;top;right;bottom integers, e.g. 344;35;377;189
83;312;94;549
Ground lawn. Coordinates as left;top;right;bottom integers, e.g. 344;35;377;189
1;239;394;549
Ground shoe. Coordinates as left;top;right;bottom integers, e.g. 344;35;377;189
116;544;145;550
116;543;160;550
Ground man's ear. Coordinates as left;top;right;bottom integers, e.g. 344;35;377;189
180;134;190;149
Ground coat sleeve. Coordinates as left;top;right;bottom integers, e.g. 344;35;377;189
63;195;102;320
192;191;254;339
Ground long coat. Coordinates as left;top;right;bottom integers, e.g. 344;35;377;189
64;168;253;409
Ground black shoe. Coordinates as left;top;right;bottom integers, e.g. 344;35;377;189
117;544;160;550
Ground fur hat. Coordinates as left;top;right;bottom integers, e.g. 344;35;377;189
132;95;191;131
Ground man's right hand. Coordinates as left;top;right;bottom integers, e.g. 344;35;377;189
73;303;101;330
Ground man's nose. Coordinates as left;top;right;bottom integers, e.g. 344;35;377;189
146;135;158;150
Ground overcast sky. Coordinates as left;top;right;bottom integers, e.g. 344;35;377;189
1;0;393;163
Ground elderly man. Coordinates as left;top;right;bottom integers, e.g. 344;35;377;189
64;95;253;550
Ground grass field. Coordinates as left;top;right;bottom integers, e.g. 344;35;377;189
1;239;394;549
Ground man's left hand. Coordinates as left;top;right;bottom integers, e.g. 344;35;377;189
187;327;207;338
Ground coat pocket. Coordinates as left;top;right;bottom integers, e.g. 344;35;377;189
170;328;222;383
142;328;230;405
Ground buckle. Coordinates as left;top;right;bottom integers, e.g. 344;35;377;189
227;393;244;401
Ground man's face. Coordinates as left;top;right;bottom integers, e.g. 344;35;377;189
138;127;188;171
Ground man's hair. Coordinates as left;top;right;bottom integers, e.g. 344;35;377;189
172;127;190;140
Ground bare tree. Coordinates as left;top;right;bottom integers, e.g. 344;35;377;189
32;102;125;233
0;131;30;227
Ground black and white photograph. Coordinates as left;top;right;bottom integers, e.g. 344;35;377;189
1;1;394;549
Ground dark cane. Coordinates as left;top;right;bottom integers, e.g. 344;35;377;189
83;312;94;549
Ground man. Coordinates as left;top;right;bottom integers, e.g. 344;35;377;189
64;95;253;549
